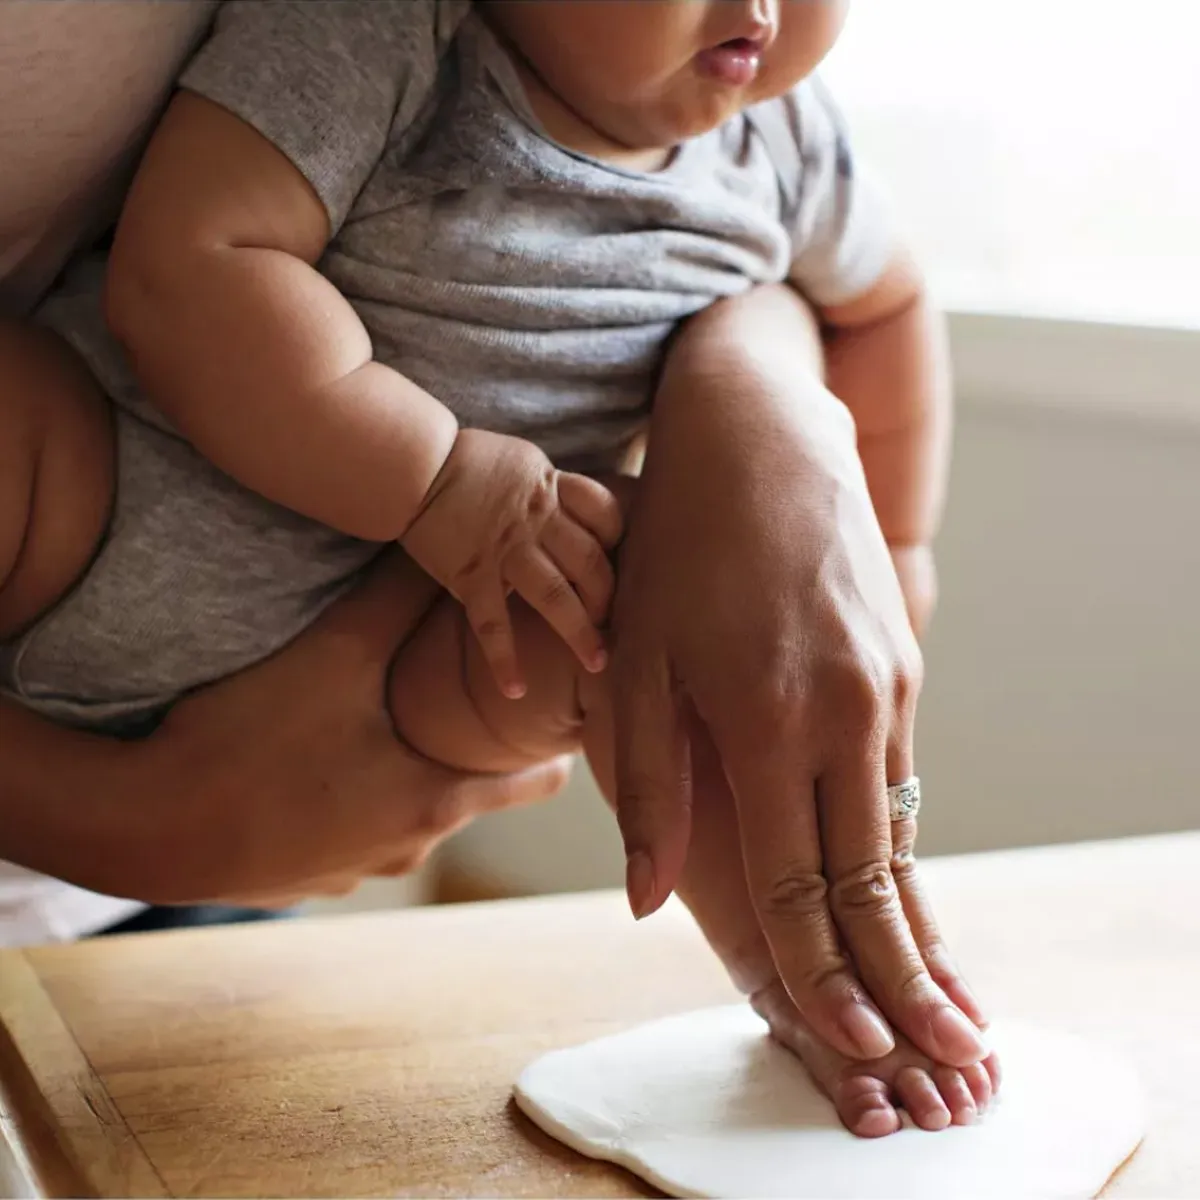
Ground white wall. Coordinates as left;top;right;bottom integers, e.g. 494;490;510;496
442;317;1200;895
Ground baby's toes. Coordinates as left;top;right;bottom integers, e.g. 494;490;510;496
832;1073;901;1139
961;1060;993;1112
761;1003;902;1139
895;1066;952;1131
983;1048;1003;1092
932;1065;979;1125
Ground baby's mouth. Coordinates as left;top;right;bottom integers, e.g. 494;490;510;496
696;37;766;87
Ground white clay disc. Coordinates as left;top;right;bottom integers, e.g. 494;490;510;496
514;1005;1145;1199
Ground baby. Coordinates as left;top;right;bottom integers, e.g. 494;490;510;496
0;0;974;1130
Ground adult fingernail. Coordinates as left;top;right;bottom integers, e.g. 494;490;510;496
841;1004;895;1059
955;980;989;1027
625;852;656;920
929;946;989;1028
932;1005;986;1063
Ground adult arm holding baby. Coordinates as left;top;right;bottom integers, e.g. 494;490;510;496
0;0;568;929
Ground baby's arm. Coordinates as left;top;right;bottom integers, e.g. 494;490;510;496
781;81;950;634
107;92;455;542
106;92;618;694
817;252;950;635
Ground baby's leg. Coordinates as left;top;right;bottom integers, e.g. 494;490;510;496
0;322;114;638
388;589;593;775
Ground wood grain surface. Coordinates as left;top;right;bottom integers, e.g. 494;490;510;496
0;832;1196;1197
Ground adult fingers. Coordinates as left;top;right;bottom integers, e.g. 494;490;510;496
820;730;985;1067
891;815;988;1028
671;711;777;995
670;713;900;1136
725;741;896;1061
452;754;575;819
375;754;575;877
611;644;692;918
887;710;989;1029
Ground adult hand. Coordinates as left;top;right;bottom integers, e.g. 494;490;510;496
155;551;572;905
675;712;998;1137
611;285;984;1067
2;551;569;907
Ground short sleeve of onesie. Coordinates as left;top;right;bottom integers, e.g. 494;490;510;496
179;0;454;234
766;79;897;308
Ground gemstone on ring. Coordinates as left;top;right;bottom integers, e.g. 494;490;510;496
887;776;921;820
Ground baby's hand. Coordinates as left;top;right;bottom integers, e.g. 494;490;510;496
402;428;623;698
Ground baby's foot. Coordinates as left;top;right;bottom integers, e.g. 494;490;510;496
753;983;1001;1138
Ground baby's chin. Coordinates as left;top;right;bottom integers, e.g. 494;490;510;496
627;68;803;148
616;89;759;151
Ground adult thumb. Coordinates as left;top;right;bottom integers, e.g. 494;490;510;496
612;652;693;920
457;755;575;817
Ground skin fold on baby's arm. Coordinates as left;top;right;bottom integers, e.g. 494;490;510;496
104;91;620;699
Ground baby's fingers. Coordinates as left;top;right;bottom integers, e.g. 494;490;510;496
507;546;607;674
542;516;615;625
461;582;525;699
557;473;623;549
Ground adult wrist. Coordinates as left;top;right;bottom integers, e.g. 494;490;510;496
656;289;855;458
653;342;858;496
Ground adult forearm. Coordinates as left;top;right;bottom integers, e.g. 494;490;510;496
0;697;274;905
653;285;858;479
0;697;191;901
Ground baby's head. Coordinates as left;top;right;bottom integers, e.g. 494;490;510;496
485;1;848;151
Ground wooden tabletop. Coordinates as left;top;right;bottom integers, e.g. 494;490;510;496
0;832;1196;1198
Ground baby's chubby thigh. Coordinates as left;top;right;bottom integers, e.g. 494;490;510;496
386;590;595;774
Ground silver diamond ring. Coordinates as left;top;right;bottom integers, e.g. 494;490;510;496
887;776;921;821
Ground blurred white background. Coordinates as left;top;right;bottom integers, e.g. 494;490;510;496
826;0;1200;328
323;0;1200;909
